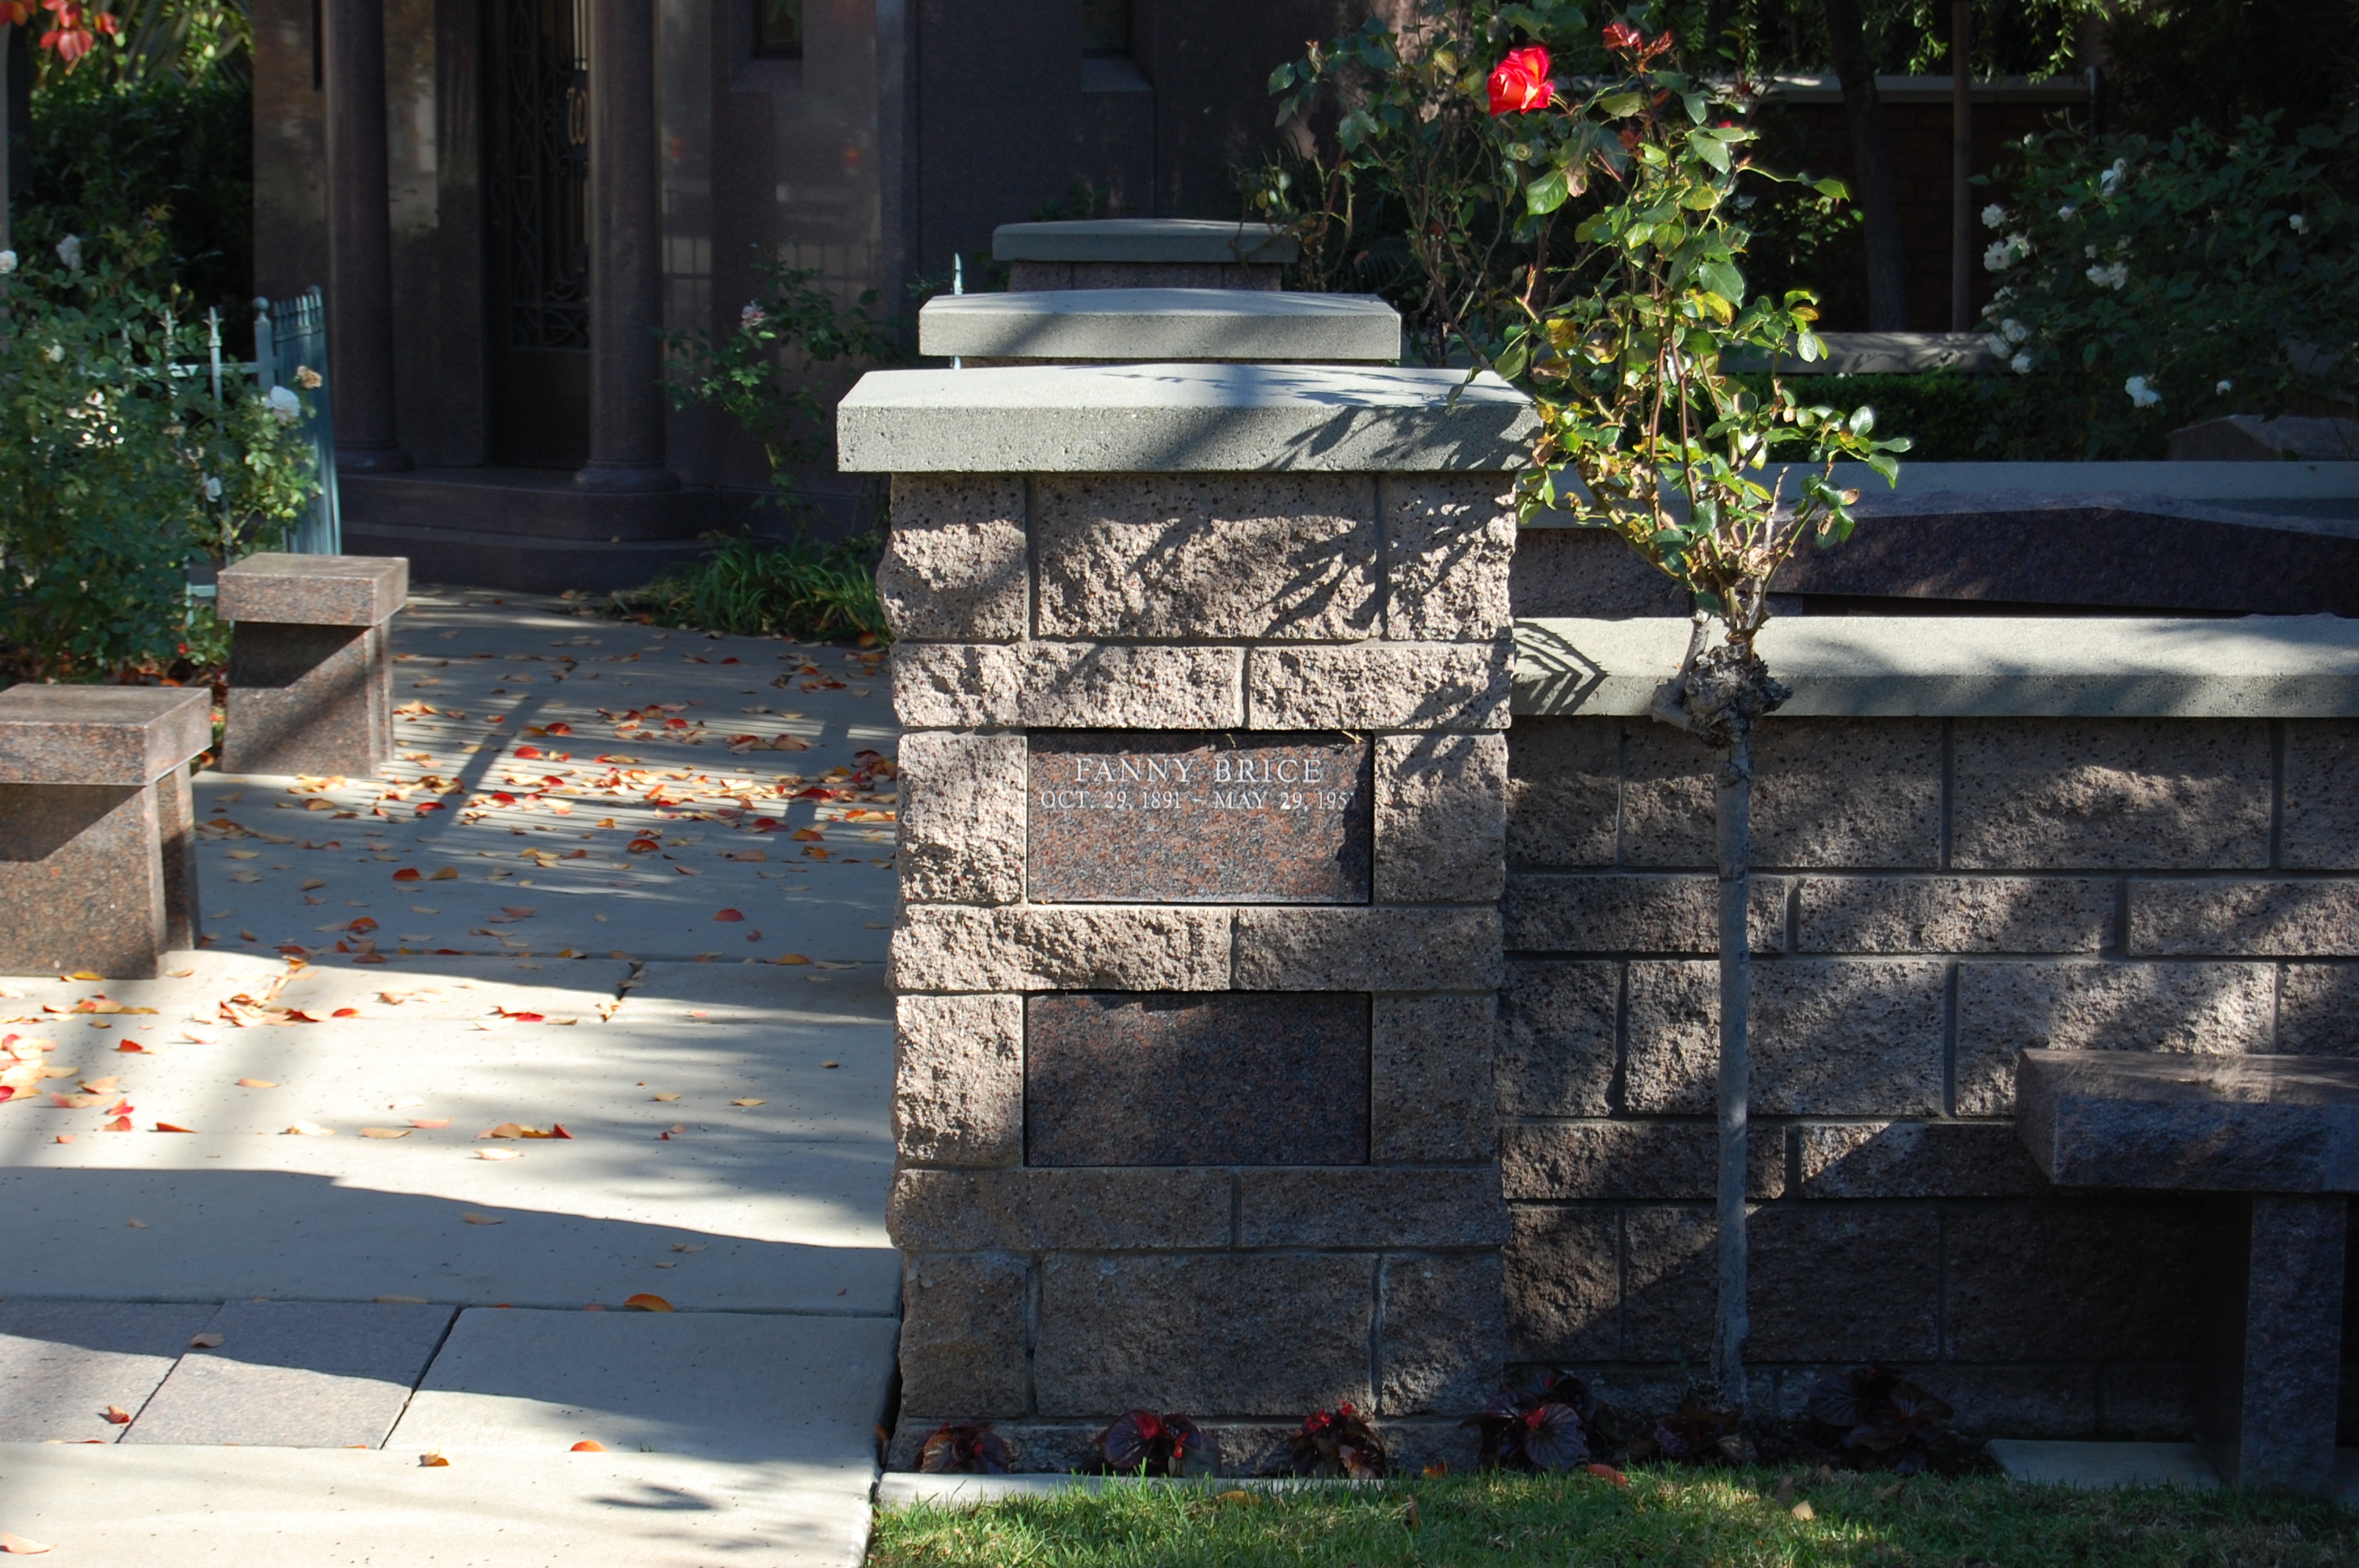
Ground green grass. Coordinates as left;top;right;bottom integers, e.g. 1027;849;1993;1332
606;533;887;642
870;1468;2359;1567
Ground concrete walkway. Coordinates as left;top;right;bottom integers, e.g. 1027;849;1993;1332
0;590;901;1565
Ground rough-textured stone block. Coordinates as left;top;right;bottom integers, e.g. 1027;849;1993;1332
1624;960;1946;1116
2281;720;2359;870
2278;964;2359;1056
1020;644;1243;728
1951;719;2271;870
896;994;1024;1167
1510;524;1695;619
1375;734;1507;903
2197;1194;2347;1493
1231;906;1502;991
1505;1206;1620;1361
1034;1252;1375;1417
1623;719;1942;869
216;551;406;626
1372;993;1498;1162
1497;960;1618;1118
1382;476;1516;641
0;782;169;979
899;1252;1031;1417
2102;1363;2194;1439
1033;474;1378;639
1246;642;1513;731
222;621;391;776
897;731;1027;906
1944;1199;2203;1361
2017;1049;2359;1193
1499;1120;1786;1201
1747;1206;1942;1362
1623;1206;1715;1363
887;1168;1232;1252
1505;873;1787;954
0;684;212;786
1795;876;2115;954
894;642;1021;728
881;474;1030;640
1797;1120;2042;1198
890;905;1233;992
1925;1365;2099;1439
2130;880;2359;956
1026;992;1369;1165
1237;1167;1508;1248
1380;1252;1506;1415
1504;717;1619;869
1954;960;2276;1116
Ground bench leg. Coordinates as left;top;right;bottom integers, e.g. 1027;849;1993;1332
2197;1192;2348;1494
158;763;197;952
0;782;169;978
221;620;389;777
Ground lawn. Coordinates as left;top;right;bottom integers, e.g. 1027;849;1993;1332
870;1468;2358;1567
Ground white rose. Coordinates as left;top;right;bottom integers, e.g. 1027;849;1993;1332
0;251;16;275
2289;213;2307;233
2085;261;2129;290
266;386;303;426
2001;318;2028;343
56;234;82;271
2010;353;2033;375
2125;375;2161;408
2056;205;2077;220
202;476;224;502
2215;379;2234;395
2099;158;2129;195
1981;203;2008;228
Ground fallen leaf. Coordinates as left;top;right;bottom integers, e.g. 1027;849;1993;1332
570;1440;606;1452
81;1076;120;1092
102;1115;133;1131
125;1218;145;1229
713;909;744;922
477;1148;522;1161
67;971;101;981
461;1211;503;1225
775;953;810;965
430;866;458;880
283;1120;335;1136
0;1532;53;1554
393;868;421;882
360;1127;412;1138
236;1077;278;1089
154;1122;196;1134
1792;1501;1816;1521
420;1451;450;1468
623;1293;673;1312
302;879;328;891
729;1098;765;1107
671;1243;707;1254
651;1091;680;1102
409;1117;453;1129
103;1406;133;1425
116;1040;148;1054
1585;1463;1629;1486
821;1061;839;1069
53;1134;73;1144
188;1331;224;1348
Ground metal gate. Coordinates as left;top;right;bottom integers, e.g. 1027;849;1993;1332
484;0;591;467
253;287;341;556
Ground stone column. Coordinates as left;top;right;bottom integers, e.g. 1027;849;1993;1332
2198;1192;2349;1494
576;0;676;492
323;0;409;473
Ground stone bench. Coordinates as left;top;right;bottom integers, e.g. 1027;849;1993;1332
2017;1050;2355;1494
992;219;1296;292
217;553;409;776
918;288;1400;365
0;685;212;978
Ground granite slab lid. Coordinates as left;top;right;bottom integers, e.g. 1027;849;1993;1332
992;218;1298;266
838;362;1533;473
919;289;1400;363
2016;1049;2359;1193
0;685;212;784
216;552;409;626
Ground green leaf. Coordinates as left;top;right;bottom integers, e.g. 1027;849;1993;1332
1812;177;1850;200
1847;405;1877;436
1526;167;1572;216
1687;133;1731;174
1696;257;1745;303
1682;92;1709;125
1598;90;1645;118
1267;63;1296;93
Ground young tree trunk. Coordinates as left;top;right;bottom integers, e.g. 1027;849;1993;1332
1822;0;1911;329
1714;735;1753;1410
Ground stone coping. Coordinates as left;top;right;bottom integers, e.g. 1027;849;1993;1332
216;552;409;626
918;289;1400;363
1724;331;1995;376
0;684;212;785
838;364;1534;473
2016;1051;2359;1193
1514;615;2359;719
875;1473;1384;1507
992;219;1298;265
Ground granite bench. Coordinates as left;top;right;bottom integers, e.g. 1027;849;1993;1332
2017;1050;2356;1494
0;685;211;978
992;218;1296;292
217;553;408;776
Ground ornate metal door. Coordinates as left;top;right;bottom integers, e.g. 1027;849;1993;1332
485;0;591;468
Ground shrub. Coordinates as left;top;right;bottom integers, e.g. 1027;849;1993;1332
917;1421;1014;1475
1805;1365;1965;1476
1463;1370;1608;1472
1095;1410;1216;1478
605;533;885;643
1288;1403;1387;1479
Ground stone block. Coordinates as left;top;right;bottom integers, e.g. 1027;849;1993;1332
1381;475;1516;641
1622;718;1942;869
1623;1206;1715;1363
895;994;1023;1167
0;782;173;978
1951;719;2270;870
0;1301;220;1443
221;622;391;776
890;905;1232;993
2278;964;2359;1056
1747;1206;1942;1363
918;288;1400;362
1380;1253;1507;1415
122;1299;453;1448
1237;1167;1508;1248
1624;960;1946;1116
1025;992;1369;1166
1505;873;1787;954
1944;1199;2203;1362
1953;960;2276;1116
1499;1121;1786;1201
897;731;1027;906
1034;1252;1375;1418
2197;1193;2347;1493
1504;1206;1620;1361
898;1252;1031;1417
1032;474;1378;639
2101;1363;2194;1439
157;764;194;951
0;684;211;786
1796;1120;2042;1198
1795;876;2115;954
1375;734;1507;904
1510;527;1692;619
1496;960;1618;1118
1020;644;1243;728
1372;993;1498;1162
887;1168;1233;1252
880;475;1030;641
894;642;1021;728
1230;906;1502;991
2131;879;2359;956
2281;720;2359;870
215;551;406;626
1245;642;1513;731
1503;717;1619;869
1910;1364;2099;1439
2016;1049;2359;1193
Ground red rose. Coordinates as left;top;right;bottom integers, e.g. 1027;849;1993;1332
1601;20;1644;52
1486;45;1553;116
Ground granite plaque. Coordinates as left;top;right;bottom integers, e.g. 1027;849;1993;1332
1027;731;1370;902
1026;992;1370;1167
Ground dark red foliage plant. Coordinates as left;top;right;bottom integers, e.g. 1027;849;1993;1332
1289;1403;1388;1479
917;1421;1013;1475
1462;1370;1598;1472
1631;1396;1757;1466
1806;1366;1959;1475
1096;1410;1218;1477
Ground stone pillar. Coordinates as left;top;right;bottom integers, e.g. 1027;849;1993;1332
218;554;409;777
575;0;676;493
845;362;1532;1473
2198;1192;2349;1494
323;0;409;473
